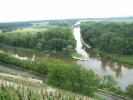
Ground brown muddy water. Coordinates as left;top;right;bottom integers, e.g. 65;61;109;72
73;24;133;89
0;24;133;89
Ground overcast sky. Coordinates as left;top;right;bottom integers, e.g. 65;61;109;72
0;0;133;22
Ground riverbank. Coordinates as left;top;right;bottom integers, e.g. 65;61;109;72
105;54;133;65
81;38;91;49
93;48;133;66
71;52;83;58
1;52;130;100
0;44;38;53
0;44;80;60
0;51;101;97
81;38;133;66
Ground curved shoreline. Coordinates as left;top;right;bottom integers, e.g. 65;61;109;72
81;37;133;66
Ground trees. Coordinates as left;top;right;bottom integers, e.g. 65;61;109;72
47;65;100;97
0;26;76;54
35;27;75;53
80;21;133;55
47;39;67;51
0;52;100;97
100;75;117;91
126;84;133;98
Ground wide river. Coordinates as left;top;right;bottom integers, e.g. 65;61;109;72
73;24;133;89
0;24;133;89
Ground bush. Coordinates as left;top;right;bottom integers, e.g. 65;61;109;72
47;64;100;96
126;84;133;98
0;52;100;97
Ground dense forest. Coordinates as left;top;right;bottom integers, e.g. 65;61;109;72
48;19;77;26
81;21;133;55
0;22;32;30
0;21;76;54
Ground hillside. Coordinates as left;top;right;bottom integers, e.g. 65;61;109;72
0;72;94;100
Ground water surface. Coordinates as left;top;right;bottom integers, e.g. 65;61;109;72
0;25;133;88
73;24;133;88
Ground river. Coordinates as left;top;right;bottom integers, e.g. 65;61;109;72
0;47;74;80
0;24;133;89
73;22;133;89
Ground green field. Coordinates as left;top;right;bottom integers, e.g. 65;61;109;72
106;54;133;65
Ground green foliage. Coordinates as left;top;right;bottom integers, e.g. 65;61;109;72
0;84;92;100
0;52;100;97
100;75;117;90
0;22;32;30
81;21;133;55
71;52;83;58
46;65;100;96
48;19;77;26
0;52;48;75
0;26;76;54
37;27;76;52
0;50;130;98
99;75;127;96
105;54;133;65
126;84;133;98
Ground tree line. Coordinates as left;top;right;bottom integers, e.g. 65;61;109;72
0;26;76;54
80;21;133;55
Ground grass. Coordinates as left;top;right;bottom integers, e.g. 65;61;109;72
0;44;79;61
105;54;133;65
0;51;101;98
71;52;83;58
0;72;94;100
1;27;48;35
92;48;133;65
0;44;38;53
81;38;133;66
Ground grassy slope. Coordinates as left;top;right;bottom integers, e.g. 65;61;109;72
0;72;94;100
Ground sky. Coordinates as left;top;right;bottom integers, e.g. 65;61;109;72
0;0;133;22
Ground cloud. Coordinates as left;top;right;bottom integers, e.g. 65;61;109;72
0;0;133;22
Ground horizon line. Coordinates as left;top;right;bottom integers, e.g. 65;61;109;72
0;16;133;23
